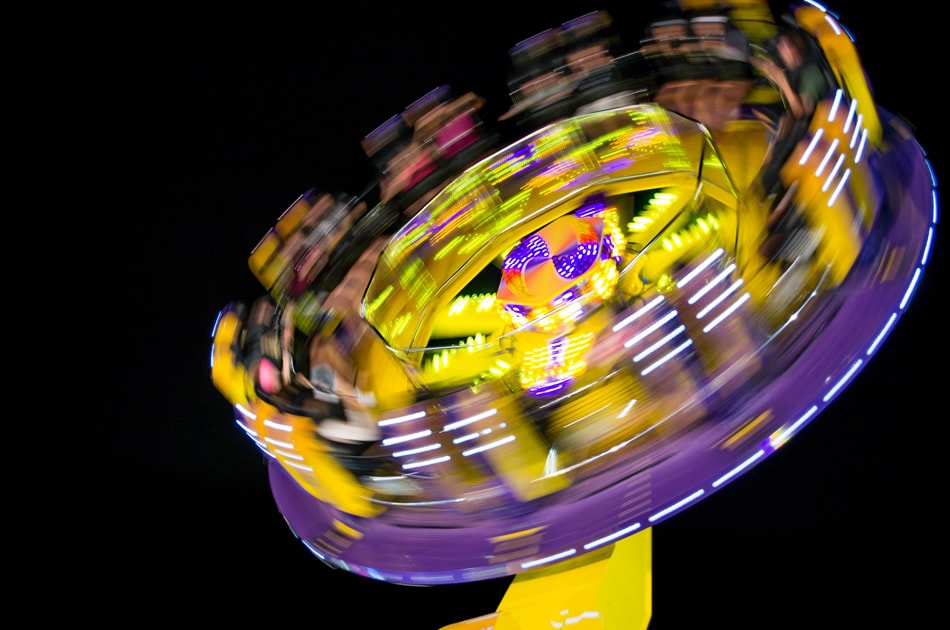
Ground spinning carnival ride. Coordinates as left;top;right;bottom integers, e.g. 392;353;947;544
209;1;938;627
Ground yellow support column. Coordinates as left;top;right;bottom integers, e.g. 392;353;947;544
440;528;652;630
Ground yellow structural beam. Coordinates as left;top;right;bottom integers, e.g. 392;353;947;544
440;528;652;630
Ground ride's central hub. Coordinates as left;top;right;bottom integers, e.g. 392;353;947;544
499;214;602;305
497;204;624;336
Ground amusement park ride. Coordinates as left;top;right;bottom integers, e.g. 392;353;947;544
209;1;938;627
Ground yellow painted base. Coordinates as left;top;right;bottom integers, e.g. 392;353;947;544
440;528;652;630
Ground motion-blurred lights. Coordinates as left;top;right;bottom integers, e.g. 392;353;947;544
711;450;766;489
378;409;427;426
821;358;863;403
583;521;642;550
647;488;704;522
521;548;577;569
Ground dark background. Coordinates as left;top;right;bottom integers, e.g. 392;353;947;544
68;1;943;627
